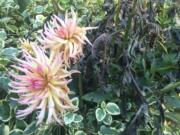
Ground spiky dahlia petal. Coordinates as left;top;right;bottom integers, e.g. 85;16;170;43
39;9;96;66
9;44;77;124
19;39;38;56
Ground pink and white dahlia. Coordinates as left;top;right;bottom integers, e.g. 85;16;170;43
38;9;96;66
9;44;77;125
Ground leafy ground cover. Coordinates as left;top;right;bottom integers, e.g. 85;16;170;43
0;0;180;135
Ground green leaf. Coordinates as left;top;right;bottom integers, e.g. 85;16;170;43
6;25;18;33
0;100;11;122
103;114;112;125
75;130;87;135
0;77;10;91
160;81;180;94
9;129;23;135
165;112;180;124
74;114;83;123
0;58;10;67
0;29;6;49
60;0;70;5
23;122;37;135
5;93;18;109
0;29;7;40
1;47;19;59
63;112;75;125
71;97;79;107
82;90;113;103
0;124;9;135
15;119;27;130
99;125;118;135
17;0;31;12
95;108;106;121
137;129;152;135
35;5;44;13
40;130;51;135
106;102;120;115
165;96;180;109
111;121;125;132
101;101;106;109
0;39;5;49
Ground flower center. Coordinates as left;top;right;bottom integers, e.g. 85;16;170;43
29;78;47;90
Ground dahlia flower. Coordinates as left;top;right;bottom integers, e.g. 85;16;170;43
38;9;96;66
9;44;77;125
20;39;34;55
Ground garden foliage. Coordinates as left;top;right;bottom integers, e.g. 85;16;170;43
0;0;180;135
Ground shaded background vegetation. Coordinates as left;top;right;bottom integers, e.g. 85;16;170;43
0;0;180;135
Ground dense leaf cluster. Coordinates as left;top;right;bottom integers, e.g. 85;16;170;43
0;0;180;135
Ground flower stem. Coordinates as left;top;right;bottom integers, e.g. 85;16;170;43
78;73;83;109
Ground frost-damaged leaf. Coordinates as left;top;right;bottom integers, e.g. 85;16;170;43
82;90;113;103
9;129;23;135
23;122;37;135
63;112;75;125
95;108;106;122
0;100;11;122
106;102;120;115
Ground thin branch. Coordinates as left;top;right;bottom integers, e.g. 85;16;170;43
115;0;137;62
122;103;148;134
78;73;83;109
124;50;147;103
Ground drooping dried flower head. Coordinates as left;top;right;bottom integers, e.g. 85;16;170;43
38;9;96;66
9;44;77;125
